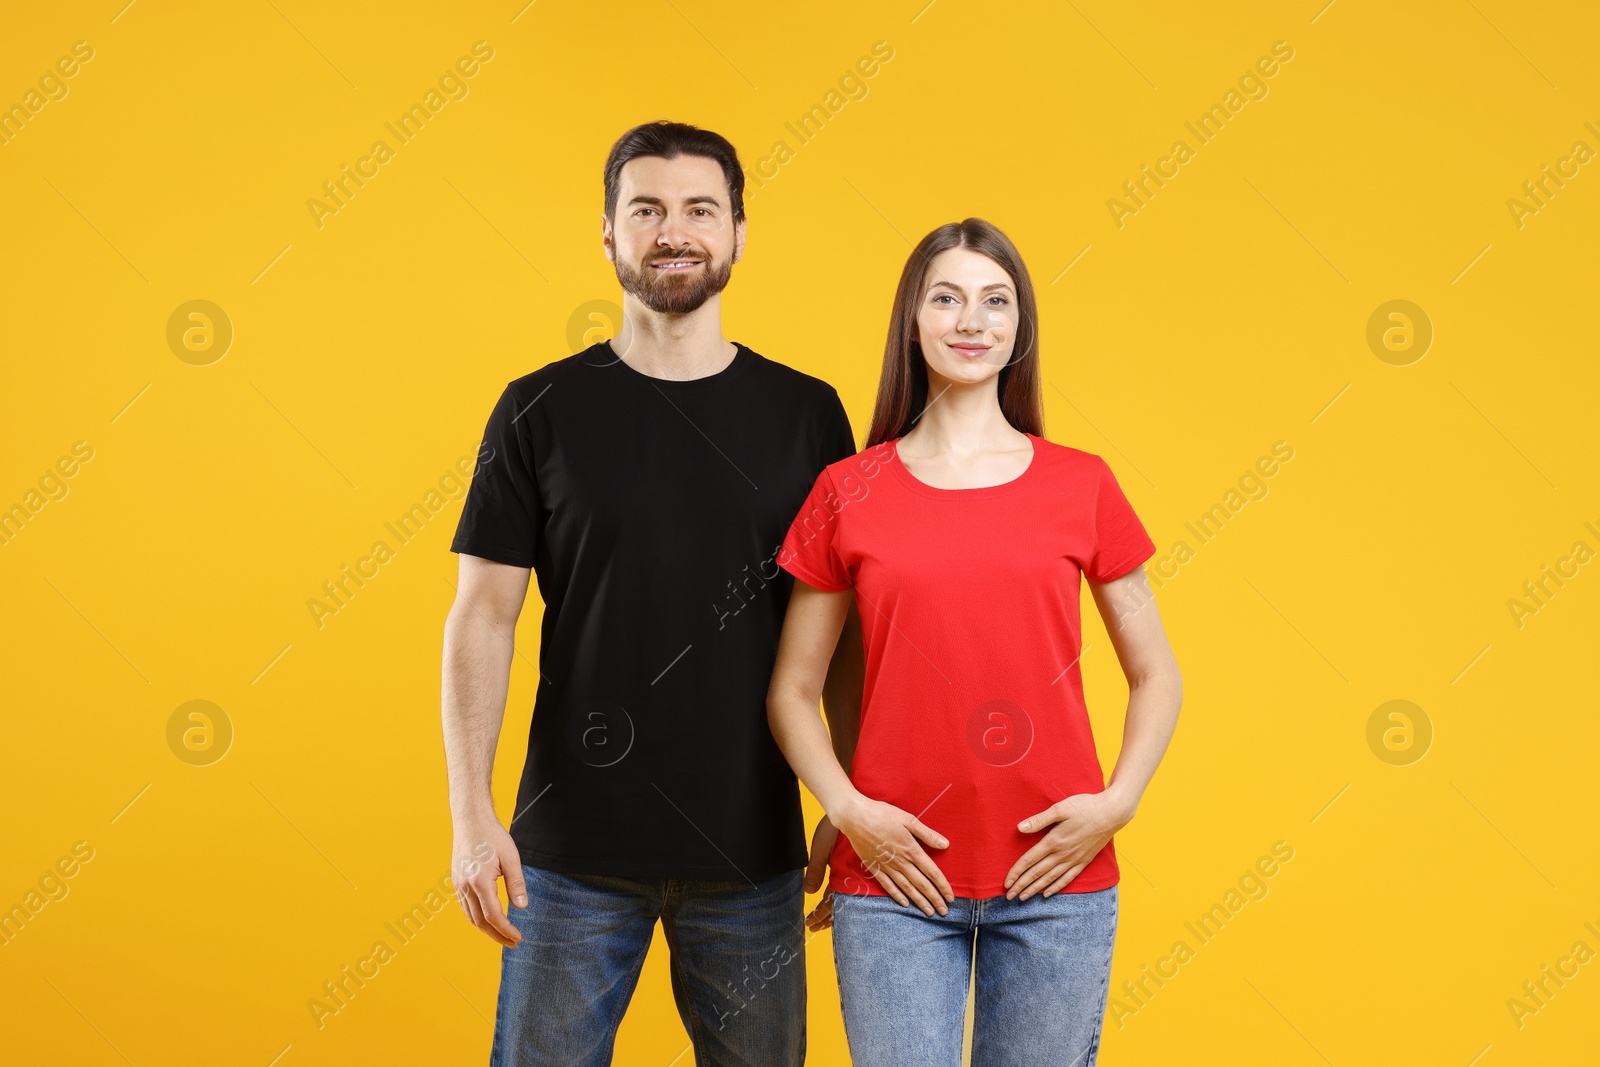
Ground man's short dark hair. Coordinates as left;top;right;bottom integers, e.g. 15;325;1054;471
603;121;746;223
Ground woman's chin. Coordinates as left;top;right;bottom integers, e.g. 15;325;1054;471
929;363;1005;389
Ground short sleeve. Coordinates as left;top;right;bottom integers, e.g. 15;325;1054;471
776;468;852;592
450;381;542;568
1085;457;1156;583
819;390;857;469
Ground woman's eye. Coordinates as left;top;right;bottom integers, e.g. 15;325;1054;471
932;294;955;305
987;296;1010;306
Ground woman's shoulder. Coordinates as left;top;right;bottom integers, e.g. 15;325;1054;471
819;439;902;482
1029;434;1110;476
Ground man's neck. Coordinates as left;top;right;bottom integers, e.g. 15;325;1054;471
610;296;736;381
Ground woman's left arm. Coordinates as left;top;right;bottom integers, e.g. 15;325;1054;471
1004;564;1183;900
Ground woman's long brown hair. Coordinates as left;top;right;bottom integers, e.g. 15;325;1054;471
865;217;1044;448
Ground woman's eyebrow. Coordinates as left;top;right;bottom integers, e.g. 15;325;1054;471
926;279;1014;293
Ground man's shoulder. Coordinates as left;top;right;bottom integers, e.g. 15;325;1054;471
501;348;600;396
741;345;843;405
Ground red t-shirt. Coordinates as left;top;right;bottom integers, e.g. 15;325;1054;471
776;433;1157;899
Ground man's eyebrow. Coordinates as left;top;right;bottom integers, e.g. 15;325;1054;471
625;194;725;208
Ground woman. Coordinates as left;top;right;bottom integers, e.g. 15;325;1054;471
766;218;1182;1066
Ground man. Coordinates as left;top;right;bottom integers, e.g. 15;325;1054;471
442;120;862;1067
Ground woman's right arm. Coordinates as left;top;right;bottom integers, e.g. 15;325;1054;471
767;581;955;916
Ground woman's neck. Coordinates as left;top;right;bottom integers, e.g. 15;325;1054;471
899;372;1026;456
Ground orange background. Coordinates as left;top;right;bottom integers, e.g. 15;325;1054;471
2;0;1597;1064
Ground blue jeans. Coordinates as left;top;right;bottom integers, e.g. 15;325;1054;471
830;884;1118;1067
489;864;806;1066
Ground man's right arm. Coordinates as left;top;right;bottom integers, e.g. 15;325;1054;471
442;552;533;947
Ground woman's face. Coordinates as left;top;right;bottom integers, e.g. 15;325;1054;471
915;247;1019;388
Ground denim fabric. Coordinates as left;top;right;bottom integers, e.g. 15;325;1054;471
830;884;1118;1067
489;864;806;1066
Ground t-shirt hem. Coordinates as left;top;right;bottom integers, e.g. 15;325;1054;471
519;846;807;883
450;538;535;568
777;556;851;593
1090;541;1157;584
829;872;1120;899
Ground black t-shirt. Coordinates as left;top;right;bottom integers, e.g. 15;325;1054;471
451;340;856;881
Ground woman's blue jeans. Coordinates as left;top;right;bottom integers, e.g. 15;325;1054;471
830;883;1118;1067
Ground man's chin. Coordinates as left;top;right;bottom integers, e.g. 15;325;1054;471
615;257;733;315
625;277;724;314
639;296;707;314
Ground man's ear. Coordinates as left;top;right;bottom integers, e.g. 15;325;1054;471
601;211;615;263
732;215;747;264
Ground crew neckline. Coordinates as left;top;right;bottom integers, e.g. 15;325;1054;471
888;433;1043;498
598;339;755;389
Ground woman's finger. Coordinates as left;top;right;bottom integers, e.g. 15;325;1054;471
907;846;955;903
1041;864;1085;897
887;867;937;916
894;856;948;916
871;867;910;908
1017;802;1062;834
905;818;949;851
1010;853;1072;900
1017;862;1070;901
1005;840;1054;889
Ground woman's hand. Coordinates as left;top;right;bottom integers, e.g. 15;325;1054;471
833;795;954;916
1005;790;1133;900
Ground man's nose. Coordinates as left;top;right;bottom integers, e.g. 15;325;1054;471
657;212;690;250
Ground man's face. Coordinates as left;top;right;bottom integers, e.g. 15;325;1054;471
604;154;744;314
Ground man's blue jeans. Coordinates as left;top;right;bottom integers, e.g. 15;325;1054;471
489;864;806;1066
830;883;1118;1067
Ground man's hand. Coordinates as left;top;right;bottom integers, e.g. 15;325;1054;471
804;815;838;931
452;815;527;947
832;796;954;916
1004;791;1132;900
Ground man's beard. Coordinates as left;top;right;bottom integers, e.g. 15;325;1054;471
615;249;734;314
